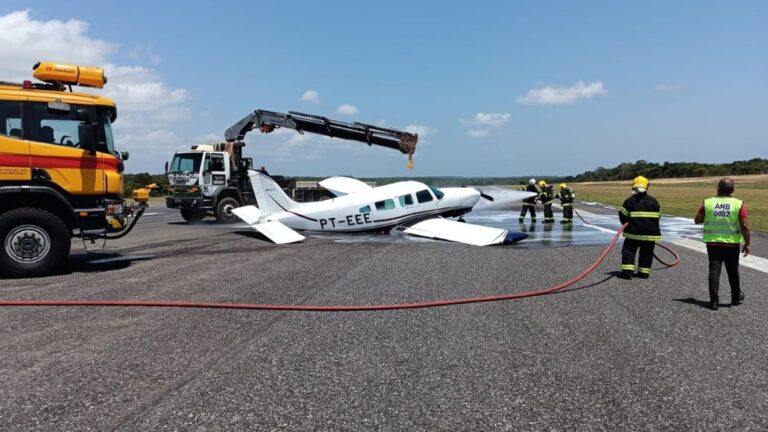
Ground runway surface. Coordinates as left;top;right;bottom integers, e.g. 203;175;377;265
1;203;766;431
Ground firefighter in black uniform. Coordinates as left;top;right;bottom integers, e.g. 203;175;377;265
519;178;539;222
618;176;662;279
558;183;575;223
538;180;555;223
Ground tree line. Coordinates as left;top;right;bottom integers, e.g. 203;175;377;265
564;158;768;182
122;157;768;196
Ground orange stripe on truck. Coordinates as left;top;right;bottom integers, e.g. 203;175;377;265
0;153;119;171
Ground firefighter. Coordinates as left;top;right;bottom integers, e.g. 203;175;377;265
558;183;575;224
618;176;662;279
519;178;539;222
538;180;555;223
694;177;751;310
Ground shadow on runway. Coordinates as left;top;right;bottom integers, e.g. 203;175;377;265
65;252;155;274
555;273;615;295
673;297;730;310
0;253;156;280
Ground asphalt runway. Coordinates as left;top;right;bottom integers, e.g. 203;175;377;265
1;204;766;431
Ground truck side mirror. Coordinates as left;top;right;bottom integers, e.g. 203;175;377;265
164;161;169;173
78;123;97;154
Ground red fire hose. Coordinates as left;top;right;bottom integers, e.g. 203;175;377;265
0;219;679;312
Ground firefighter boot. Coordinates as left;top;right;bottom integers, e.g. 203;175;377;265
709;296;719;311
732;290;745;306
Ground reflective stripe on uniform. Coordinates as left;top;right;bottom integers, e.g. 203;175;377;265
629;211;660;218
619;207;629;216
621;264;636;271
561;203;572;207
638;267;651;274
622;233;663;241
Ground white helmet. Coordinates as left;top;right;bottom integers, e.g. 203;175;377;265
529;178;536;185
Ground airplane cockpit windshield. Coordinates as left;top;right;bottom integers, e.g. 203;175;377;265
429;186;445;199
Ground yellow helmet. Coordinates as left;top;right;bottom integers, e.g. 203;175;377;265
559;183;567;189
632;176;649;192
538;180;547;188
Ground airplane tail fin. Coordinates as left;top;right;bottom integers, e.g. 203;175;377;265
247;170;301;218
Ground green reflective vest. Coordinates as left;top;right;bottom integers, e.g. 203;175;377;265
703;197;743;244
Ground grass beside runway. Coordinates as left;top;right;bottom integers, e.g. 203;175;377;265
570;178;768;231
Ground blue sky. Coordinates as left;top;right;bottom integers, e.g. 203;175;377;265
1;1;766;177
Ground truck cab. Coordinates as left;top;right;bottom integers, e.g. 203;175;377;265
166;143;255;223
0;62;146;277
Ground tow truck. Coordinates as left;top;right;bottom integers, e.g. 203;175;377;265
0;62;148;277
165;110;418;223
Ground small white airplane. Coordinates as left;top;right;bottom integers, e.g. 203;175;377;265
232;171;536;246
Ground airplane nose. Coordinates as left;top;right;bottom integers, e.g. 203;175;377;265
462;188;481;207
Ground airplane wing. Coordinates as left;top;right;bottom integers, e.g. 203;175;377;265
403;218;527;246
232;206;305;244
318;176;373;197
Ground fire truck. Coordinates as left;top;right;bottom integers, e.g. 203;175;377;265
0;62;147;277
166;110;418;222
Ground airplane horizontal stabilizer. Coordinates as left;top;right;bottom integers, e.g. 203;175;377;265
232;206;304;244
318;176;373;196
232;205;262;224
404;218;527;246
253;221;305;244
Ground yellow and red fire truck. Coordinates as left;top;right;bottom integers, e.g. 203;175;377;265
0;62;147;277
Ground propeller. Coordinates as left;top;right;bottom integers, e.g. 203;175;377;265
462;185;495;202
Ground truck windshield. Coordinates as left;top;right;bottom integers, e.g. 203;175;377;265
170;154;202;173
103;116;116;155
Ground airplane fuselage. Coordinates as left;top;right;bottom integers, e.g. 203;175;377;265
266;181;480;232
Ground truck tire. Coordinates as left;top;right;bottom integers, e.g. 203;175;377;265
215;197;240;223
0;208;71;277
180;208;205;223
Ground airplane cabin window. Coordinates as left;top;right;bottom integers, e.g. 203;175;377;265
429;186;445;199
359;205;371;213
375;199;395;210
416;189;434;203
398;194;414;206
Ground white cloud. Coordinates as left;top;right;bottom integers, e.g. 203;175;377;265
0;10;114;81
195;132;223;143
517;81;607;105
466;129;489;138
336;103;359;116
459;112;510;139
473;112;511;127
404;125;436;137
0;10;189;172
301;89;320;104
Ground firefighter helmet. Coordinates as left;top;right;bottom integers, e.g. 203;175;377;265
528;178;536;185
559;183;567;190
538;180;547;188
632;176;649;193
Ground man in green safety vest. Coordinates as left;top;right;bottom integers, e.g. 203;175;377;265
618;176;662;279
694;177;751;311
558;183;575;224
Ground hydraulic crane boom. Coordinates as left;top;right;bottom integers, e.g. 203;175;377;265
224;109;418;161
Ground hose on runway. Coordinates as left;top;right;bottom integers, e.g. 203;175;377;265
572;207;680;267
0;219;679;312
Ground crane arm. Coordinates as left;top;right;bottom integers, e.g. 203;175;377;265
224;109;418;158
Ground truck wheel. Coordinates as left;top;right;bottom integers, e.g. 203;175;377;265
215;197;240;223
180;209;205;223
0;208;71;277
